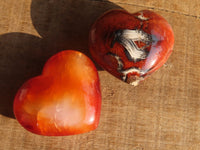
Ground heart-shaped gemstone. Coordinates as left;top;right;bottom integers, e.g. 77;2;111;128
13;50;101;136
89;10;174;86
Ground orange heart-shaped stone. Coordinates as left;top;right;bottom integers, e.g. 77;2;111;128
13;50;101;136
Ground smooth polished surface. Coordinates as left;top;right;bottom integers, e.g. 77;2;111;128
89;10;174;86
0;0;200;149
14;50;101;136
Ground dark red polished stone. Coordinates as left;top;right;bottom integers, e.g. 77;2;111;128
89;10;174;86
13;50;101;136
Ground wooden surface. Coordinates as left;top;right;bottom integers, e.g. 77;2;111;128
0;0;200;149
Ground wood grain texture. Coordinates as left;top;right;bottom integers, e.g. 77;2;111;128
0;0;200;149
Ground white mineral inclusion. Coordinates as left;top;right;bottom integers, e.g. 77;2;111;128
110;28;152;85
137;11;149;21
37;98;83;129
114;29;151;63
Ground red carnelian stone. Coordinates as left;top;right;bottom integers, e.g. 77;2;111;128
14;50;101;136
89;10;174;86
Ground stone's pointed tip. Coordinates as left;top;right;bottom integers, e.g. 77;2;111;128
126;75;144;86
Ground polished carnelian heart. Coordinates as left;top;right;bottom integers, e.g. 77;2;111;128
13;50;101;136
89;10;174;86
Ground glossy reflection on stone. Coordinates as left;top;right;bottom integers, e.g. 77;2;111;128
89;10;174;86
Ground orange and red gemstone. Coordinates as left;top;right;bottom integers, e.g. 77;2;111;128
89;10;174;86
14;50;101;136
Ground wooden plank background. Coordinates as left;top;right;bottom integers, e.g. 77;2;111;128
0;0;200;149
